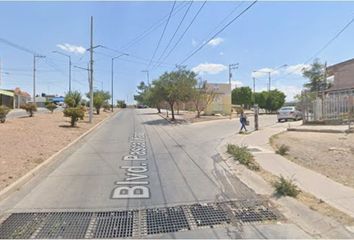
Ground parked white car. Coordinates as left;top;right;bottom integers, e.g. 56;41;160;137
277;106;302;122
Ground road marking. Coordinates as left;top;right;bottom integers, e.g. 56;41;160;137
112;132;150;199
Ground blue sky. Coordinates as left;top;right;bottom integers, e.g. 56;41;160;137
0;1;353;102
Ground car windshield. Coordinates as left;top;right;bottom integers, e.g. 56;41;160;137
0;1;353;239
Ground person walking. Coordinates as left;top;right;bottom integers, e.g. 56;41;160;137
239;111;247;133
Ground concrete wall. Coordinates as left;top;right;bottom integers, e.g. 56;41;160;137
205;83;231;115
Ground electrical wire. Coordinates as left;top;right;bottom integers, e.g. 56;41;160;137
179;1;257;65
147;1;177;68
151;1;194;69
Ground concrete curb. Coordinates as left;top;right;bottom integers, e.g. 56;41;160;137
0;110;120;202
287;127;353;134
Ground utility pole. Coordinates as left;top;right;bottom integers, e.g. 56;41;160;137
141;70;150;85
229;63;239;119
89;16;94;123
53;51;72;93
252;77;256;102
111;53;128;112
33;55;45;104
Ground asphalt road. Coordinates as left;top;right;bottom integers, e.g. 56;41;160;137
0;108;309;238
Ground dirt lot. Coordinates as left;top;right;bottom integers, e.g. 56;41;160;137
271;131;354;189
0;110;116;191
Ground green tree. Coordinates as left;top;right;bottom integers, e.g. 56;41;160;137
303;59;329;93
86;90;111;115
45;102;57;113
265;89;286;112
134;81;149;104
157;68;197;120
63;91;85;127
232;86;252;108
117;100;127;108
254;92;267;109
63;107;85;127
145;80;165;113
64;91;82;107
0;105;10;123
20;103;37;117
192;80;217;118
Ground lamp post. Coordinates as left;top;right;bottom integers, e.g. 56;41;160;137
252;64;288;92
141;70;150;85
111;53;128;112
52;51;72;93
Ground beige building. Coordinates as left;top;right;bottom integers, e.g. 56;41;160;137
205;83;231;115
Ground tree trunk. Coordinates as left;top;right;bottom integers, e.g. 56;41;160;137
157;106;161;113
96;107;100;115
169;102;175;121
196;110;201;118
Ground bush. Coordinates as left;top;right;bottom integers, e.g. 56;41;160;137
227;144;260;171
0;105;10;123
63;106;85;127
65;91;82;107
103;101;110;112
273;175;300;197
20;103;37;117
276;144;290;156
45;102;57;113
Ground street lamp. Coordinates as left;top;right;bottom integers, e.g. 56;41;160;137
252;64;288;92
141;70;150;85
52;51;72;93
111;53;128;112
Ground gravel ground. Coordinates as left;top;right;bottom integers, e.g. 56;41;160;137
0;110;116;191
271;131;354;189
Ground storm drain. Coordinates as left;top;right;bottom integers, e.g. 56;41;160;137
91;211;137;238
0;213;47;239
35;212;92;239
190;203;230;227
0;200;281;239
145;207;190;235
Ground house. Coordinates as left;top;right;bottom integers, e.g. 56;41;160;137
326;58;354;96
0;87;31;109
14;88;31;108
204;83;232;115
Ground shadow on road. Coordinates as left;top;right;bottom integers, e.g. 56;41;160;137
142;119;170;126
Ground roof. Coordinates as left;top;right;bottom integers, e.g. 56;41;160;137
327;58;354;73
0;89;14;97
14;87;31;97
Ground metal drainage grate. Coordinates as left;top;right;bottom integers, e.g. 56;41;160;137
190;203;230;227
145;207;190;235
234;205;278;223
92;211;136;239
0;213;48;239
35;212;92;239
0;200;282;239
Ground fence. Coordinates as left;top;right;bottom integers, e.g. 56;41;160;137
301;94;354;124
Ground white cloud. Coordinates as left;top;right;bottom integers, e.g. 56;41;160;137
285;64;311;75
56;43;86;54
276;85;302;101
192;63;227;75
192;39;198;47
230;80;243;90
207;37;224;47
219;52;224;56
251;67;279;78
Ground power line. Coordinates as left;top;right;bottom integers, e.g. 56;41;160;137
304;16;354;64
119;1;189;52
0;38;36;55
147;1;177;68
151;1;194;69
179;1;257;65
271;15;354;82
154;0;207;70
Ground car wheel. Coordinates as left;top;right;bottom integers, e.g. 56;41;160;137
278;119;281;122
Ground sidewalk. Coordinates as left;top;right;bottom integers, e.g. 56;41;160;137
288;124;353;133
220;123;354;219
